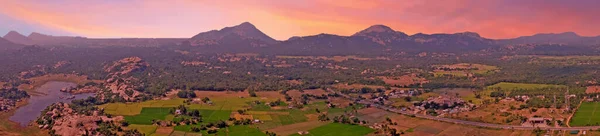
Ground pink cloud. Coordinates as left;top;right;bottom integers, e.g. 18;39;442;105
0;0;598;39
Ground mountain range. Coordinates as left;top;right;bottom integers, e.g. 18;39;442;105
3;22;600;54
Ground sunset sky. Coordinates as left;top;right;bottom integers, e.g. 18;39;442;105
1;0;599;40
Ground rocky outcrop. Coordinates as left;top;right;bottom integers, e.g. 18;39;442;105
101;57;149;101
38;103;124;136
104;57;149;75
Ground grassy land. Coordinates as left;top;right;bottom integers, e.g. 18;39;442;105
124;107;172;125
486;82;566;91
127;124;157;135
289;123;374;136
432;63;498;77
571;102;600;126
99;98;185;116
100;91;281;116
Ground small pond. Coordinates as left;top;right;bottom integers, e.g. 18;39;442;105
9;81;95;126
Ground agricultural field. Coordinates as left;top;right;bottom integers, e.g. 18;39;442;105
288;123;374;136
126;124;157;135
124;107;172;124
378;74;428;87
99;91;282;116
454;100;568;125
386;110;534;136
570;102;600;126
433;88;482;104
486;82;566;91
98;90;375;135
432;63;498;77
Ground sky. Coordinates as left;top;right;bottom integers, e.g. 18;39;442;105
0;0;599;40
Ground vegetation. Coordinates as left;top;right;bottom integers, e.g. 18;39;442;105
290;123;374;136
571;102;600;126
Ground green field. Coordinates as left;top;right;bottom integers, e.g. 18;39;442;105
124;107;172;124
289;123;374;136
171;109;231;123
99;96;278;116
571;102;600;126
486;82;566;91
173;125;265;136
99;98;185;116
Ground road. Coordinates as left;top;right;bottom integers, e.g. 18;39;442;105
331;90;600;131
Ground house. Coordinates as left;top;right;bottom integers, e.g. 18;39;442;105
527;117;550;125
570;130;579;134
175;109;182;115
297;131;309;135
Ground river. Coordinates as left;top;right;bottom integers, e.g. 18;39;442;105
9;81;95;126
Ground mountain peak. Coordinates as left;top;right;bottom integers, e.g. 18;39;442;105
456;31;481;38
190;22;277;45
4;31;27;38
237;22;255;28
3;31;33;45
353;25;396;36
5;30;25;37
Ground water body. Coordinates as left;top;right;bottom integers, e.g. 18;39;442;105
9;81;95;126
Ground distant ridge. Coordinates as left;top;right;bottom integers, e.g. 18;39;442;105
3;22;600;53
3;31;33;45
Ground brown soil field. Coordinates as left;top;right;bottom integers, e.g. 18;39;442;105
329;97;351;107
231;113;253;120
453;100;568;125
332;84;386;90
255;91;285;100
379;74;428;87
193;91;249;98
586;86;600;94
305;114;319;121
285;80;302;85
265;120;329;135
286;89;327;99
388;114;531;136
154;127;173;136
357;108;397;124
